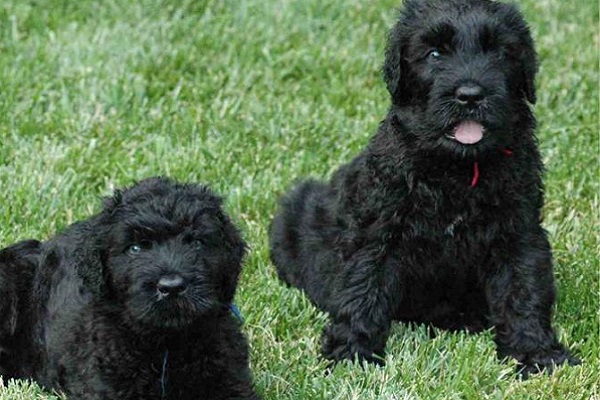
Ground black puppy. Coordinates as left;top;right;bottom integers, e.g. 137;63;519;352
0;177;260;399
270;0;579;376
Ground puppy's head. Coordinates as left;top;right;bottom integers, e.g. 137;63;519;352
82;177;246;330
384;0;537;156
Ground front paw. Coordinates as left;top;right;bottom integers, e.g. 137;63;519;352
512;346;580;379
321;323;385;366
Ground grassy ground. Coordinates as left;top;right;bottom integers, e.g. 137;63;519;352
0;0;597;399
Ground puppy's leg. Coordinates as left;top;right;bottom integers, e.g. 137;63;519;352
321;248;400;365
486;230;580;377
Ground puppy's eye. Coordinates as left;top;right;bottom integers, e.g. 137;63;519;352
127;244;142;255
427;48;442;61
126;240;153;255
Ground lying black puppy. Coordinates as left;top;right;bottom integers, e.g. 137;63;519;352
0;177;260;399
270;0;579;376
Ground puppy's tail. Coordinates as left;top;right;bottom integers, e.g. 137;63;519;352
269;179;339;308
0;240;41;338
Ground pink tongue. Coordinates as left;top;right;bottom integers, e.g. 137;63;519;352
454;121;484;144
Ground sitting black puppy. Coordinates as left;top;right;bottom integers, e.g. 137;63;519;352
269;0;579;377
0;177;260;399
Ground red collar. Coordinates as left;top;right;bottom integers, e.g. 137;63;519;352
471;148;513;188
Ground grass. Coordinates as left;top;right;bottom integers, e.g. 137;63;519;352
0;0;597;398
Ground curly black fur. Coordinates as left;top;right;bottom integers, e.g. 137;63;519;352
270;0;579;377
0;177;260;399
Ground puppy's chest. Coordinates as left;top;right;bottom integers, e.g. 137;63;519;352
410;211;484;247
387;210;494;277
103;346;211;398
396;190;506;254
441;213;467;238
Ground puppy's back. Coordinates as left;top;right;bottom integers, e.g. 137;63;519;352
270;179;342;311
0;239;41;378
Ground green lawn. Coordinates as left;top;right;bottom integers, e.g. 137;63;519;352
0;0;597;399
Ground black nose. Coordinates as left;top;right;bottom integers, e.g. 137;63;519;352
455;84;485;106
157;275;187;296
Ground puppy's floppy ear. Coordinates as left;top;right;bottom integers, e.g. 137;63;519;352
222;240;247;305
75;239;109;298
504;3;538;104
383;23;411;105
218;214;248;305
518;33;538;104
73;193;122;297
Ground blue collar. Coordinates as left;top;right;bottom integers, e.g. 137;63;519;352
229;303;244;323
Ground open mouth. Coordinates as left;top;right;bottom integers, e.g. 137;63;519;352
445;121;485;145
